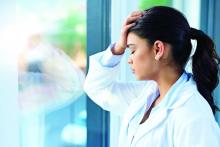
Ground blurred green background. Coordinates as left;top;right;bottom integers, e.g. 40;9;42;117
139;0;171;10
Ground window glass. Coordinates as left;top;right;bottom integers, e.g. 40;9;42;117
17;0;87;146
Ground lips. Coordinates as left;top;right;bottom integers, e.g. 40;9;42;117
131;68;135;73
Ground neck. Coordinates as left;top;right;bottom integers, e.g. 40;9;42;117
154;67;182;106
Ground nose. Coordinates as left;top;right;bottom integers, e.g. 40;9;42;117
127;56;133;64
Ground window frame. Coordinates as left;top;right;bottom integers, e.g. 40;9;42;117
200;0;220;124
86;0;111;147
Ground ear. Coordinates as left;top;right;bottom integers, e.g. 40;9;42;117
153;40;165;61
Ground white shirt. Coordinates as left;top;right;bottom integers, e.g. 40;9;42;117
84;45;220;147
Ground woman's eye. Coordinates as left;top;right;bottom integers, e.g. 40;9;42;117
131;51;135;54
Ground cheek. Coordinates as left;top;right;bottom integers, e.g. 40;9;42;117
134;51;157;78
135;52;153;69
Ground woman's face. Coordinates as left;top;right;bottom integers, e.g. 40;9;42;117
127;32;159;80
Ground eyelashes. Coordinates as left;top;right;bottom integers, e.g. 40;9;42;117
128;47;136;55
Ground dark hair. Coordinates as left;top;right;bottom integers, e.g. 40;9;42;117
128;6;220;114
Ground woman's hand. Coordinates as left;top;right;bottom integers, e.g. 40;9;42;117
112;11;143;55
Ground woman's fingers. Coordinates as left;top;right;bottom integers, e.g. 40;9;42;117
113;11;143;55
119;23;135;49
122;23;136;35
124;11;143;25
125;15;142;25
130;11;143;17
114;23;136;54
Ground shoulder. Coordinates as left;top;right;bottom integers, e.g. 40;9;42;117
169;76;214;121
169;90;215;124
165;75;217;128
167;91;220;145
167;86;219;135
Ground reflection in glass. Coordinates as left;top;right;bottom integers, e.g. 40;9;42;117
17;0;87;147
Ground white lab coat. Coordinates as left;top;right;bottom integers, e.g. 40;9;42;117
84;47;220;147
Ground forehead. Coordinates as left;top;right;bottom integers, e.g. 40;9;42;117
127;32;149;47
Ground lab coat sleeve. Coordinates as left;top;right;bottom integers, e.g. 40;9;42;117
175;117;220;147
84;45;149;116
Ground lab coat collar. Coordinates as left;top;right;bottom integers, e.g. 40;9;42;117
153;71;194;111
132;72;197;145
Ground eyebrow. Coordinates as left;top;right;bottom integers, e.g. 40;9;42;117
127;44;136;48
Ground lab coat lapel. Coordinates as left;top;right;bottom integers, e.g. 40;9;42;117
124;82;158;130
132;108;168;145
118;82;158;147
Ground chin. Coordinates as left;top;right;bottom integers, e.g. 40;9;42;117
135;75;151;81
135;76;145;81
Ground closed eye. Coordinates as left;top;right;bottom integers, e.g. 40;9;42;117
131;50;135;54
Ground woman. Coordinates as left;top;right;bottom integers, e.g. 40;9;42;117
84;6;220;147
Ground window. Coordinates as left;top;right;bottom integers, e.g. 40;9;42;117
86;0;111;147
17;0;87;146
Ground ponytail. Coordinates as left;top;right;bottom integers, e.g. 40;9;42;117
190;27;220;114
